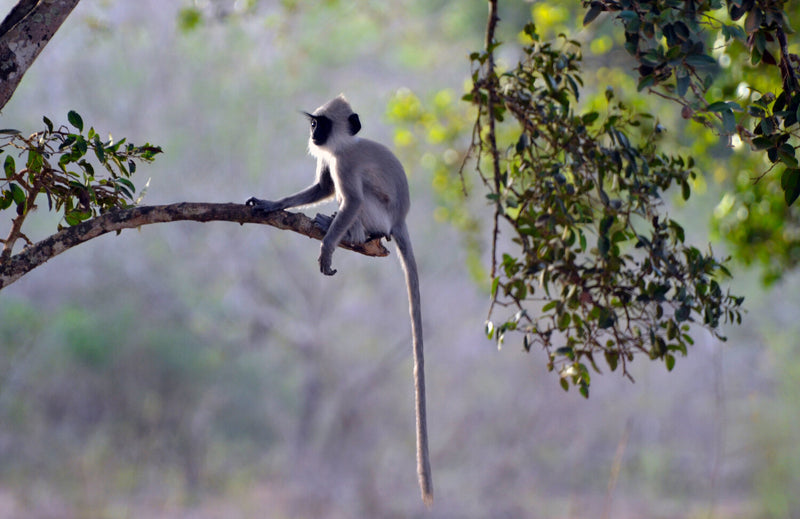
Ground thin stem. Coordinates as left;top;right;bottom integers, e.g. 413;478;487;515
485;0;502;279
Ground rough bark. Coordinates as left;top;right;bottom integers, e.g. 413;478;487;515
0;202;390;289
0;0;81;111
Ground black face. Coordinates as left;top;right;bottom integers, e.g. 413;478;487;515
307;114;333;146
304;112;361;146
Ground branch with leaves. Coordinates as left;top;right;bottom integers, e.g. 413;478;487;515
583;0;800;204
0;112;389;290
463;17;743;396
0;111;162;261
577;0;800;283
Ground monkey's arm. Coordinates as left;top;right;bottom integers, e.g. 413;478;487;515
246;167;334;212
318;190;363;276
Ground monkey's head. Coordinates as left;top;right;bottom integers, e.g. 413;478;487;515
304;94;361;150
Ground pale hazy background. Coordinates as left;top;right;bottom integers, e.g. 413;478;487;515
0;1;796;518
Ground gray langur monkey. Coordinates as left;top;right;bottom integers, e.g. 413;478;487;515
245;95;433;505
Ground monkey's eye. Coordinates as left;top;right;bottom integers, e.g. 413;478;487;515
310;119;317;129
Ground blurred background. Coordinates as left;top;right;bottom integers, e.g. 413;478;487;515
0;1;798;517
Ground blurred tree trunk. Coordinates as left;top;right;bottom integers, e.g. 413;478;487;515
0;0;80;111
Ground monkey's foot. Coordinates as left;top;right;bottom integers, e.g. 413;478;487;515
318;249;338;276
314;212;335;233
368;232;391;242
246;197;282;212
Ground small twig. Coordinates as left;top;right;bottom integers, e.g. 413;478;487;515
777;26;800;94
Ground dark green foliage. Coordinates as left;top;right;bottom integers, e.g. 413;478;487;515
583;0;800;207
465;24;743;394
0;113;161;251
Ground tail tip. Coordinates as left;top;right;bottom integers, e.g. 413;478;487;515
422;491;434;507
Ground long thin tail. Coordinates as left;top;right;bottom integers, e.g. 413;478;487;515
393;222;433;506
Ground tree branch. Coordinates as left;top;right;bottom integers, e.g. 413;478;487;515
484;0;502;279
0;0;81;111
0;202;390;290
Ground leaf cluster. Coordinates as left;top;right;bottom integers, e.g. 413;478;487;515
0;112;161;259
465;24;743;396
583;0;800;206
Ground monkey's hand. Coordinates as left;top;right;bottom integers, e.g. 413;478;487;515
245;197;282;212
318;245;338;276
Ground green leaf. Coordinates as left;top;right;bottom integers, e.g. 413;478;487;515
785;169;800;205
583;3;604;26
116;177;135;190
665;354;676;371
605;351;619;372
721;110;736;134
597;306;615;329
64;210;84;226
669;221;685;243
599;214;615;235
730;3;747;21
72;135;88;159
778;144;798;167
707;101;729;112
582;112;599;125
26;150;43;173
781;167;800;190
745;9;762;33
515;133;529;153
637;75;655;91
598;235;611;257
94;135;105;163
685;54;718;69
3;155;15;177
9;183;25;205
542;300;558;312
676;74;690;97
67;110;84;132
681;179;691;201
557;312;571;331
752;136;775;150
556;346;574;358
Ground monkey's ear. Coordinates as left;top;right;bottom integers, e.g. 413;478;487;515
348;113;361;135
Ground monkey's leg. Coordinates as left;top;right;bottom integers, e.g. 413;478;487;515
315;213;370;244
